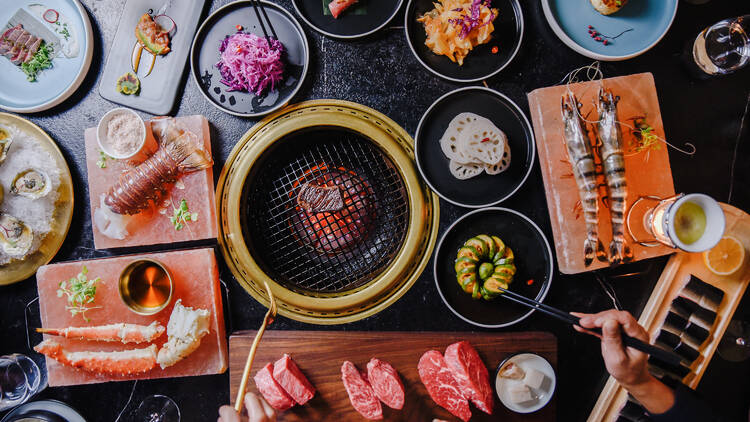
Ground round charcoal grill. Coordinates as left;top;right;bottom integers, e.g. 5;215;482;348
217;100;440;324
243;132;409;293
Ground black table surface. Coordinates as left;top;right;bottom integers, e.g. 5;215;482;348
1;1;749;421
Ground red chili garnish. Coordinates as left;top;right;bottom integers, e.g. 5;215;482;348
491;46;498;54
235;24;243;31
526;279;534;286
587;25;593;29
481;137;490;143
595;36;602;42
603;40;609;46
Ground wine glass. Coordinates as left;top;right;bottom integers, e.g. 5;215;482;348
128;395;181;422
718;320;750;362
0;354;46;412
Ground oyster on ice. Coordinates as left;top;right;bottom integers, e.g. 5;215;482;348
0;213;33;257
11;169;51;199
0;125;12;165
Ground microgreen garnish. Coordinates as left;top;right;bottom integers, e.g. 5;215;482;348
56;266;102;322
96;149;112;168
631;117;662;153
169;199;198;231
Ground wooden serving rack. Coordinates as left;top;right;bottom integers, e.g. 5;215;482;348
587;203;750;422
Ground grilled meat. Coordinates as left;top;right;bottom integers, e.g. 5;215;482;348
291;166;375;254
297;182;344;213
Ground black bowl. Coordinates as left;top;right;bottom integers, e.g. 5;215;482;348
434;207;553;328
190;0;309;117
293;0;403;39
405;0;524;82
415;86;535;208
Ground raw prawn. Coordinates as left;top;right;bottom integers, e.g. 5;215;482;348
36;321;165;344
561;93;607;266
596;88;633;265
104;117;212;215
34;340;158;375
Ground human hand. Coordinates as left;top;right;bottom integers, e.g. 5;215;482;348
572;310;651;389
218;393;276;422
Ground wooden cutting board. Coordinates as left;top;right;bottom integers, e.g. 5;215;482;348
37;248;228;386
84;115;218;250
229;331;556;421
527;73;675;274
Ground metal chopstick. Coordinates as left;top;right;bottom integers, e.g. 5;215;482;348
249;0;277;43
493;285;684;367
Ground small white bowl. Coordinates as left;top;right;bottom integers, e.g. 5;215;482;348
495;353;556;413
96;108;147;160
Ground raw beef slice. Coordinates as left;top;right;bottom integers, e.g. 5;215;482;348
254;363;295;411
341;361;383;420
418;351;472;422
367;358;405;410
272;354;315;405
444;341;494;414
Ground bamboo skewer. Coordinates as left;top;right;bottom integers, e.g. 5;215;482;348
234;281;277;413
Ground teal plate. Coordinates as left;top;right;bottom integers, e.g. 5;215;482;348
0;0;93;113
541;0;677;61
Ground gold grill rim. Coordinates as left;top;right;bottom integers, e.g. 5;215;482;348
216;100;440;325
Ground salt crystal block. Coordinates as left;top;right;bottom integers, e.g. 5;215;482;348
36;248;227;386
524;368;545;390
85;115;218;250
509;384;534;404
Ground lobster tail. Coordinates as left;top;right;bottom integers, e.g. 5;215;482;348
163;130;212;173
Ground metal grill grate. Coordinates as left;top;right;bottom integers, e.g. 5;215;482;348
242;129;410;293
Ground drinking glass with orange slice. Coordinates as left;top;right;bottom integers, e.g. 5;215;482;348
704;235;746;276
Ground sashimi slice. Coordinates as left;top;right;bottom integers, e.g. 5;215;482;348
459;115;507;165
329;0;358;19
449;160;483;180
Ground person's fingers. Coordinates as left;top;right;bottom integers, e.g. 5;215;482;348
260;398;276;422
218;405;241;422
245;393;268;422
601;318;628;365
573;324;603;339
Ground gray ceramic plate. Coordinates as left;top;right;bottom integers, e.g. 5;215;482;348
98;0;205;115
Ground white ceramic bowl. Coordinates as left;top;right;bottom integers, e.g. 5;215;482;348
495;353;556;413
96;108;146;160
666;193;725;253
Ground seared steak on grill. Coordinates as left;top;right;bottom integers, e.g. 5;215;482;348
291;166;375;254
297;182;344;213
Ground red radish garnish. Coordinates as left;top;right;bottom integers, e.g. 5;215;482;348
153;14;176;34
43;9;59;23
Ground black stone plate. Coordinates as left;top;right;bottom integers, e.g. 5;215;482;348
433;207;553;328
190;0;309;117
415;87;535;208
405;0;524;82
292;0;403;39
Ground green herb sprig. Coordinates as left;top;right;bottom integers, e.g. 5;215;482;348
21;42;53;82
170;199;198;231
56;266;101;322
96;149;112;168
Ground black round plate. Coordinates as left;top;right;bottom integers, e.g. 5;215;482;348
434;208;553;328
1;400;86;422
415;87;534;208
190;1;309;117
293;0;403;39
405;0;524;82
